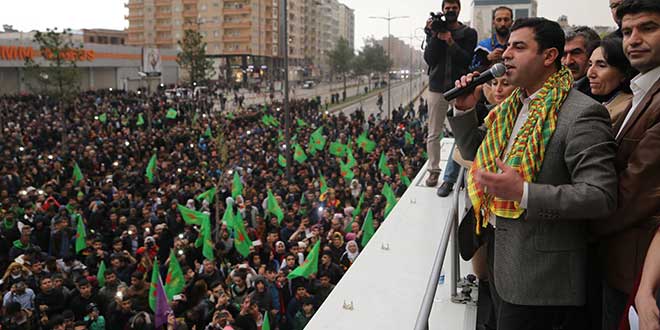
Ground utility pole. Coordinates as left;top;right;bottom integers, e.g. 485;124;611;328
369;10;409;119
282;0;292;179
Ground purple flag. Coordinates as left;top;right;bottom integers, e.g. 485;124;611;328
154;275;172;329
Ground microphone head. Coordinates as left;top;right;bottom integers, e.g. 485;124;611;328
489;63;507;78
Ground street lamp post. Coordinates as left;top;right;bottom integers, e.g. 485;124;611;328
369;10;409;119
282;0;293;179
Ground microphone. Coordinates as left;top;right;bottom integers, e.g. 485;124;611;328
442;63;507;101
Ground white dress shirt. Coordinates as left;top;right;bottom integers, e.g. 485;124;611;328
616;65;660;139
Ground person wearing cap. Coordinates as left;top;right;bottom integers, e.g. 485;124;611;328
84;303;106;330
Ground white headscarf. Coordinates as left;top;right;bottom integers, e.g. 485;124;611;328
345;240;360;263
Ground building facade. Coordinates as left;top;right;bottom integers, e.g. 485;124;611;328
82;29;128;45
0;40;178;94
471;0;538;40
125;0;353;83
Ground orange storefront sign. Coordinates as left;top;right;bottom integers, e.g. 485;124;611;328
0;45;95;61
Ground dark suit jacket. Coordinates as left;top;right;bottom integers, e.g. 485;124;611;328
449;90;618;306
592;78;660;294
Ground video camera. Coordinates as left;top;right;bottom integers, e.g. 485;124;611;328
425;11;458;35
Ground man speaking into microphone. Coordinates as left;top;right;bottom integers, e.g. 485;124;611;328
448;17;618;329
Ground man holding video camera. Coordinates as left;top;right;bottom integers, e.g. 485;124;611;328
423;0;477;186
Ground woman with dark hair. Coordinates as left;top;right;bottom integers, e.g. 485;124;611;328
587;37;638;123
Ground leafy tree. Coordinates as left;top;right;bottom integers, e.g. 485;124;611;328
177;29;216;84
24;28;81;99
327;37;354;100
360;40;392;90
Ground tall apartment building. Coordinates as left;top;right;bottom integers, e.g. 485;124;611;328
125;0;352;83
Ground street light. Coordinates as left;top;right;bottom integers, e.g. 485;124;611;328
369;10;409;119
281;0;292;179
397;29;426;104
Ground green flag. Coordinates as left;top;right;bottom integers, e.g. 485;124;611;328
97;260;106;288
222;203;235;228
232;172;243;199
267;189;284;224
226;112;235;120
356;132;376;153
196;216;215;260
309;127;326;151
278;154;287;167
287;240;321;279
293;144;307;164
378;152;391;177
176;204;208;226
296;118;307;127
148;258;159;312
137;113;145;126
398;163;412;187
166;108;178;119
277;129;284;143
75;216;86;253
233;212;253;257
196;187;216;203
361;209;375;247
404;131;414;145
382;183;397;217
339;161;355;181
352;192;364;217
346;147;357;168
98;113;107;123
146;154;157;183
72;162;83;185
344;215;354;233
165;249;185;301
263;312;271;330
329;141;347;157
203;126;213;138
319;174;328;195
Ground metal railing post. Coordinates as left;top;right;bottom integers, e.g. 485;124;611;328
450;169;464;298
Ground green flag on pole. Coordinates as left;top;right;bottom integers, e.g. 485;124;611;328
72;162;83;185
329;141;347;157
346;147;357;168
361;209;375;247
263;312;271;330
232;172;243;199
404;131;414;145
352;192;364;217
293;144;307;164
137;113;145;126
296;118;307;127
166;108;178;119
165;249;185;301
176;204;208;226
196;187;217;203
233;212;253;257
287;240;321;279
146;154;157;183
148;259;159;312
278;154;287;167
97;260;106;287
382;183;397;217
75;217;86;253
356;132;376;153
267;189;284;224
319;174;328;195
339;161;355;181
222;203;236;229
309;127;326;151
203;126;213;138
378;152;391;177
98;113;107;123
398;163;412;187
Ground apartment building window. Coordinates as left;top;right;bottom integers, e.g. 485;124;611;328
213;31;220;37
89;37;95;43
213;2;220;7
201;4;207;10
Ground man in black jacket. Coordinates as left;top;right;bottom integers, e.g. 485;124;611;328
423;0;477;186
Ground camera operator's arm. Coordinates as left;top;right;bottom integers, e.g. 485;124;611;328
443;29;478;74
424;32;447;68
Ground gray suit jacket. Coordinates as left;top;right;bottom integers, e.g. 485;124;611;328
449;90;618;306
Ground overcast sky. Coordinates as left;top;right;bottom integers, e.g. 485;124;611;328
1;0;615;49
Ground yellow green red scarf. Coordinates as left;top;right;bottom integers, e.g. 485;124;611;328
467;66;573;234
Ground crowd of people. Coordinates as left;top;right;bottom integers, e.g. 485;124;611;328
0;74;429;330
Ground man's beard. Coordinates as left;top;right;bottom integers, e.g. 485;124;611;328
495;27;509;38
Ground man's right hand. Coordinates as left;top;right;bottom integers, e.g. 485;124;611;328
453;72;482;111
487;49;504;62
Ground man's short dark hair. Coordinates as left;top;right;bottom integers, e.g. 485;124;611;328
511;17;565;69
565;26;601;46
492;6;513;19
442;0;461;9
616;0;660;21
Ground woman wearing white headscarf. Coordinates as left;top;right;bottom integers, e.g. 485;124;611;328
340;240;360;271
